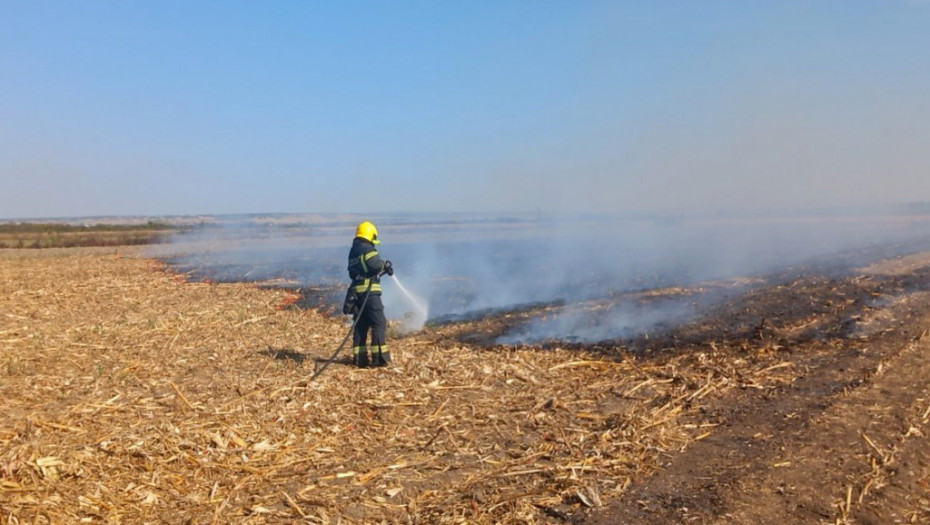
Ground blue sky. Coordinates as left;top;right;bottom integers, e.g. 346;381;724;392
1;1;929;218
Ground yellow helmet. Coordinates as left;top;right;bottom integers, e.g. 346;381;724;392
355;221;380;244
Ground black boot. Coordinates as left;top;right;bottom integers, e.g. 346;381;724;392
371;347;391;367
353;347;368;368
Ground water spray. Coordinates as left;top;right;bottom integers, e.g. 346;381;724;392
390;274;429;330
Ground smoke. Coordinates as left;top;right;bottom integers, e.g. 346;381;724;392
152;210;930;344
147;215;355;286
497;295;699;345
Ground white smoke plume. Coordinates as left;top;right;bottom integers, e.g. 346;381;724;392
152;209;930;344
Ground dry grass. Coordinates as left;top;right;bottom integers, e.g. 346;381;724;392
0;230;174;249
0;248;797;524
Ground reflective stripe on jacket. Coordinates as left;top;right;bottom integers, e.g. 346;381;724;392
347;237;384;295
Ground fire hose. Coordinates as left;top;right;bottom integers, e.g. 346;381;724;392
308;277;374;382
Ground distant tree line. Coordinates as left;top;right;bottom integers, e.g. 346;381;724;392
0;220;181;234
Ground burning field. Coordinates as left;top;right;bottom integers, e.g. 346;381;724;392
5;244;930;524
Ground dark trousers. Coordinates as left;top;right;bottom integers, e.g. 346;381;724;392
352;297;389;367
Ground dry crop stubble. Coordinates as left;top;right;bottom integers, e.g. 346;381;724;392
1;248;807;524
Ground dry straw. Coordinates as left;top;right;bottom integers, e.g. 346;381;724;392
0;248;798;524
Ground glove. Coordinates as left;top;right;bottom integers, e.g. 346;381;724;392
383;260;394;276
342;288;358;315
342;298;358;316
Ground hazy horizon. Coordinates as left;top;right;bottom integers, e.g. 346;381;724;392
6;201;930;224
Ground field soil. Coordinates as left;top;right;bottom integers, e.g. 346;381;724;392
3;247;930;524
585;255;930;524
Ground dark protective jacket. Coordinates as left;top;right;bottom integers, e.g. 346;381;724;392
347;237;385;296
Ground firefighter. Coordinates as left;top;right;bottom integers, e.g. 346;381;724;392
343;221;393;367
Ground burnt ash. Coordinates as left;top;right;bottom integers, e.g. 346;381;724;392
161;235;930;347
426;299;567;326
417;257;930;362
277;285;344;311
